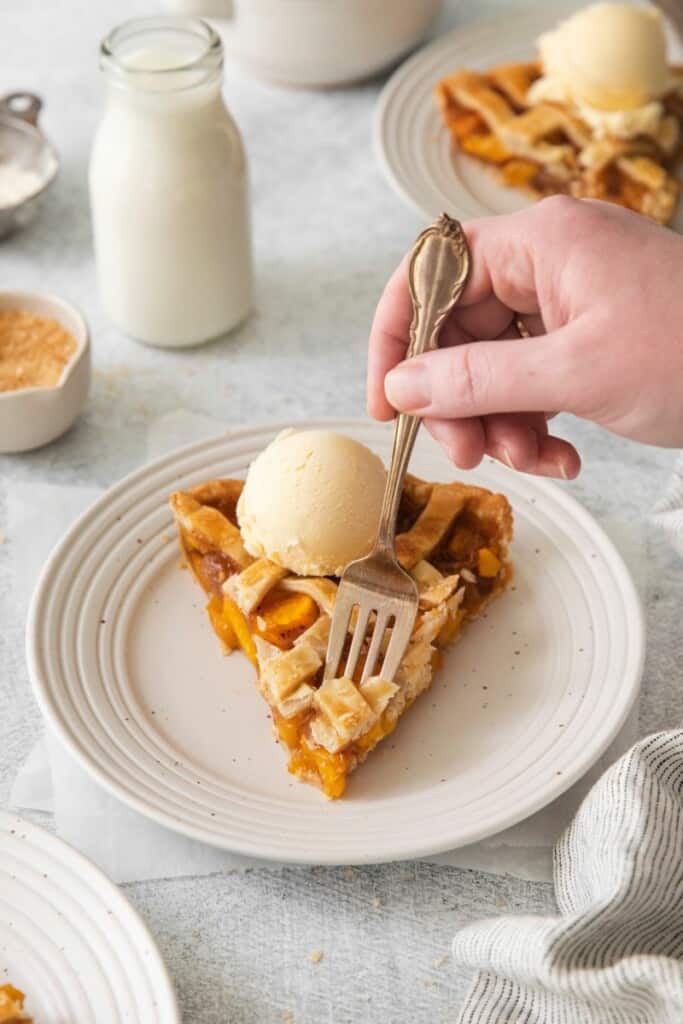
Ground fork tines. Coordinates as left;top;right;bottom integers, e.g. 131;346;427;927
324;579;417;685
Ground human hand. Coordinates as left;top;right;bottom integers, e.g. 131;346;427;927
367;196;683;478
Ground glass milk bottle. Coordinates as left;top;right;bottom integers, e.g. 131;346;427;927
89;17;252;347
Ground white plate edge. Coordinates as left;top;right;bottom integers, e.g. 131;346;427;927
0;810;180;1021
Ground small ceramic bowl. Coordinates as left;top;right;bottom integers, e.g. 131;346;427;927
0;291;90;454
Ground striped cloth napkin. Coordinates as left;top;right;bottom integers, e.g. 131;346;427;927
454;731;683;1022
453;454;683;1023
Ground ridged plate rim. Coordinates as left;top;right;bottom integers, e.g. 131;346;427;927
0;811;179;1022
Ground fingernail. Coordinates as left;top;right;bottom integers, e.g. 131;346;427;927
559;461;569;480
385;363;430;411
491;444;516;470
500;446;516;470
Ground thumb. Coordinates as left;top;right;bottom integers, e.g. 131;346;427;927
384;324;584;420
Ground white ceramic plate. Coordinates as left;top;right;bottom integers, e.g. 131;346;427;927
375;2;683;230
0;811;178;1022
27;419;644;864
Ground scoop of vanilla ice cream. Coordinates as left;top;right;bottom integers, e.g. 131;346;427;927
536;3;670;112
237;430;387;577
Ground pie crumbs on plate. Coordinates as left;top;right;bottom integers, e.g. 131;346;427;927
170;461;513;799
434;3;683;225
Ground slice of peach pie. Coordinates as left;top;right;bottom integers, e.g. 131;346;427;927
170;473;512;798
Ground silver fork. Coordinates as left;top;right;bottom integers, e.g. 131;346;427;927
324;213;471;684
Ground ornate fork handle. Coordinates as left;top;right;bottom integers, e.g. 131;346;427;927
375;213;471;553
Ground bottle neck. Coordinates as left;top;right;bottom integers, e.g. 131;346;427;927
100;16;223;116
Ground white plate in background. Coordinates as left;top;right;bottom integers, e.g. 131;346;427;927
27;419;644;864
375;2;683;230
0;812;178;1022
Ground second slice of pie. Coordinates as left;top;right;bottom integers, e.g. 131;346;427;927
434;4;683;224
170;431;513;799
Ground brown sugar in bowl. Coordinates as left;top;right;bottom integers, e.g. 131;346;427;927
0;290;90;453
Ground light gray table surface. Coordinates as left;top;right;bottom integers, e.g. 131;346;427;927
1;1;681;1021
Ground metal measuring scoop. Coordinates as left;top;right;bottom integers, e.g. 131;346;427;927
0;92;58;239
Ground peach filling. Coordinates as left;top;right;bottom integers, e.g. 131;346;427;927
437;93;546;188
251;591;318;647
